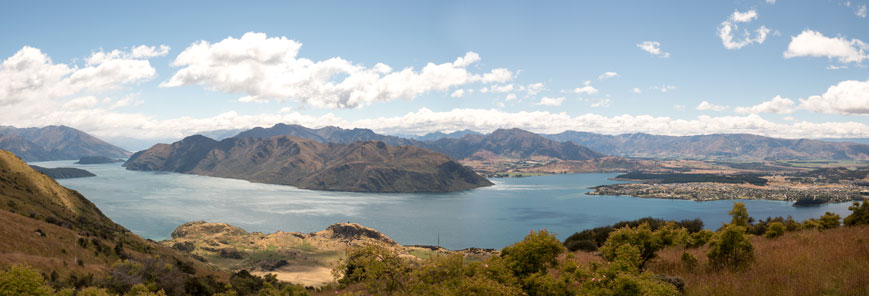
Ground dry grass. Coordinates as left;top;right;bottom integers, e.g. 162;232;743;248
648;226;869;296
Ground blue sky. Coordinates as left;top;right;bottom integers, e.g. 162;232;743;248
1;0;868;148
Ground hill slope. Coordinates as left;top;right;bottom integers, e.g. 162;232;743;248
124;135;492;193
0;149;219;288
0;125;129;161
234;123;417;147
547;131;869;161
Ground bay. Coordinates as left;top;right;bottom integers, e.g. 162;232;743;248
33;160;854;250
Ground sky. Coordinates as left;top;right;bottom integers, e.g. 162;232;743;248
1;0;868;149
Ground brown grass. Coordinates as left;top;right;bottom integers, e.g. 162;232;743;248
648;226;869;296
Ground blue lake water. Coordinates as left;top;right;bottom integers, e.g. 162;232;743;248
32;160;854;250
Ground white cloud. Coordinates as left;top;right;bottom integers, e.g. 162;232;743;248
574;80;599;94
0;46;159;107
652;84;676;93
718;10;770;50
450;89;465;98
783;29;868;64
734;96;796;114
632;87;642;94
637;41;670;58
696;101;729;111
766;0;776;4
489;84;514;93
62;96;99;110
537;96;565;106
505;93;517;101
673;104;685;111
162;32;513;109
799;80;869;115
598;72;619;79
857;4;867;18
522;83;545;96
827;65;849;70
590;98;611;108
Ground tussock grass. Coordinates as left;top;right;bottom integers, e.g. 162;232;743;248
648;225;869;295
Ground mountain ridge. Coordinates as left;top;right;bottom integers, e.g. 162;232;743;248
124;135;492;193
0;125;129;162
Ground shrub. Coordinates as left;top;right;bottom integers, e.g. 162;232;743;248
599;223;662;270
680;252;697;269
764;222;785;239
844;200;869;226
501;230;565;277
687;230;714;248
0;265;54;296
819;212;841;230
707;225;754;271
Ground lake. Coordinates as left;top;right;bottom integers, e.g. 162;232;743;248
32;160;855;250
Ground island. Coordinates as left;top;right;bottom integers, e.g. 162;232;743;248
29;165;95;179
75;156;123;164
124;135;493;193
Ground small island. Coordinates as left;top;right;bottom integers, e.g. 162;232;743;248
75;156;123;164
29;165;95;179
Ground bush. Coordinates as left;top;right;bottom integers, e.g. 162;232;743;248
599;223;665;270
501;230;565;277
687;230;714;248
819;212;841;230
707;225;754;271
0;265;54;296
680;252;697;269
764;222;785;239
844;200;869;226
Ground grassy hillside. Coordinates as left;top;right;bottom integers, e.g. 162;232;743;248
649;225;869;295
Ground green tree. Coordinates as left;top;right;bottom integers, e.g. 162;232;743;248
819;212;841;230
500;230;565;277
764;222;785;238
728;202;750;228
707;225;754;271
0;265;54;296
844;200;869;226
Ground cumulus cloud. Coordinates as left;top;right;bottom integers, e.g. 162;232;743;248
521;83;545;96
783;30;868;64
857;4;867;18
162;32;513;108
598;72;619;79
718;10;770;50
637;41;670;58
574;81;599;94
696;101;729;111
734;96;796;114
799;80;869;115
537;96;565;106
632;88;642;94
505;93;517;101
0;46;159;107
489;84;514;93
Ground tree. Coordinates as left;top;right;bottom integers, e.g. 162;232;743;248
728;202;749;228
707;225;754;271
844;200;869;226
0;265;54;296
763;222;785;239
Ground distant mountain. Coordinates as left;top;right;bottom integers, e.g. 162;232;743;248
414;129;482;141
0;125;129;162
546;131;869;161
124;135;492;193
196;128;246;141
421;128;606;161
234;123;417;147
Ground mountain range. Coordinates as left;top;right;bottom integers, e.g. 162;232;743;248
124;135;492;193
545;131;869;161
0;125;129;162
